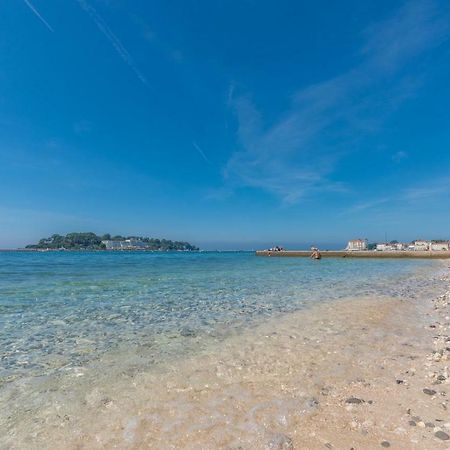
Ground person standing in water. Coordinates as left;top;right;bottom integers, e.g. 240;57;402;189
310;248;322;259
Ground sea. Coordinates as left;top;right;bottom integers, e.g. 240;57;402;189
0;251;447;448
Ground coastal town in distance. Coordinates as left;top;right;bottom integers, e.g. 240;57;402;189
346;238;450;252
262;238;450;258
15;233;450;253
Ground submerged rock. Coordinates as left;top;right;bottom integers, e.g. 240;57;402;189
180;327;197;337
265;433;294;450
306;397;319;409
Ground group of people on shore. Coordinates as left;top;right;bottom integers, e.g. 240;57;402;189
267;246;285;252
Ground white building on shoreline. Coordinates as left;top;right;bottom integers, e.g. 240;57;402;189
413;240;431;251
102;239;149;250
373;239;449;252
376;242;408;251
430;241;450;251
346;239;368;251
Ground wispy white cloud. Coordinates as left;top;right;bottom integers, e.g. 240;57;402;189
23;0;54;32
193;142;211;165
392;150;408;162
343;175;450;217
362;0;449;72
345;197;391;214
129;13;183;64
403;177;450;200
76;0;147;85
226;0;449;203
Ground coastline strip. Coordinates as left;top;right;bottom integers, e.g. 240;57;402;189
256;250;450;258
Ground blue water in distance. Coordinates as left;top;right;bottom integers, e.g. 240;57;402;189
0;251;441;384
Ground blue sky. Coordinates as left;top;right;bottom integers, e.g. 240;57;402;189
1;0;450;249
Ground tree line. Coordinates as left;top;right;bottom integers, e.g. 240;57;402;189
26;232;199;251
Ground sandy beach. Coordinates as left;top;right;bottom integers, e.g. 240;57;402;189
2;262;449;449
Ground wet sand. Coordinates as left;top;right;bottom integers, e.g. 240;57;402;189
3;268;450;449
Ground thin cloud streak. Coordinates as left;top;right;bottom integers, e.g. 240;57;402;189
193;142;211;164
343;175;450;217
23;0;54;32
76;0;147;85
403;177;450;200
345;197;391;214
226;0;449;203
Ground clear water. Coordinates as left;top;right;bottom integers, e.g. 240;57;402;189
0;251;442;385
2;251;448;449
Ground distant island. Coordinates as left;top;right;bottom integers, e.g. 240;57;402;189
25;232;199;251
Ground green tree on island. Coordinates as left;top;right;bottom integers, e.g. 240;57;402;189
26;232;199;251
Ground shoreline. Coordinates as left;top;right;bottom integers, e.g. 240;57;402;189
257;250;450;259
3;263;450;449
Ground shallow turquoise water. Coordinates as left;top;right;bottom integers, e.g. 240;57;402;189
0;251;443;384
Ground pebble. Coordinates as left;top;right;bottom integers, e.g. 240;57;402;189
423;388;437;395
381;441;390;448
180;327;197;337
346;397;364;404
417;421;426;428
409;421;417;426
435;431;450;441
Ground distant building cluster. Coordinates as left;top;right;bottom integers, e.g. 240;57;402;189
346;239;368;251
102;239;150;250
346;239;450;252
376;242;409;251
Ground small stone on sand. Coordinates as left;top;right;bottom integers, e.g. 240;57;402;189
434;430;450;441
345;397;364;404
423;388;437;395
